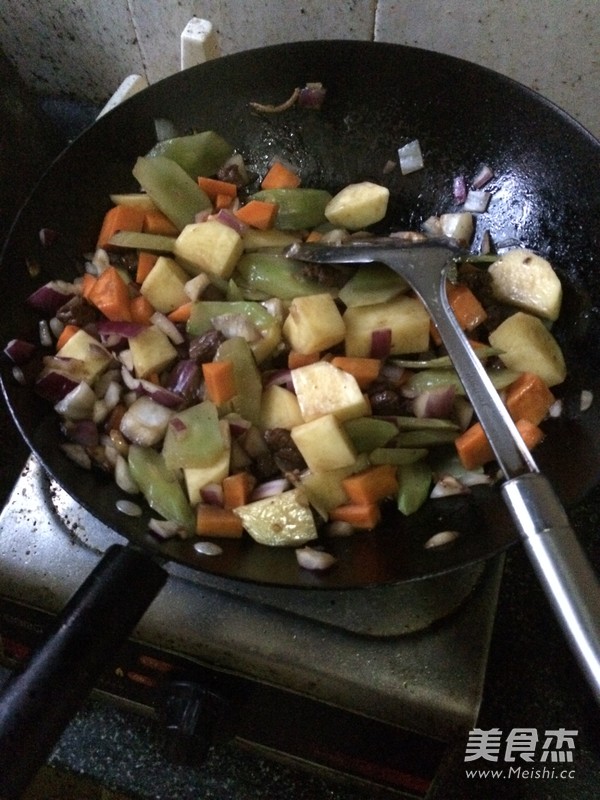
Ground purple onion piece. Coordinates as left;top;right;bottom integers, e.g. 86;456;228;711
3;338;36;365
26;281;76;314
370;328;392;359
412;386;456;419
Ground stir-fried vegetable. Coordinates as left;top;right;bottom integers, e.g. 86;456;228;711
4;126;571;563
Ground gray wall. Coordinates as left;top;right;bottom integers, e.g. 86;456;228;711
1;1;598;136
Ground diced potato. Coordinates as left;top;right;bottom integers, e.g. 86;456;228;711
56;329;112;383
325;181;389;230
292;361;369;422
184;421;231;505
259;384;304;430
343;295;430;357
141;255;189;313
233;487;318;546
488;249;562;321
282;293;345;354
291;413;357;472
129;326;178;378
488;312;566;387
174;220;244;279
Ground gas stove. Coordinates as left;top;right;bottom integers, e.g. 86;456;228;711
0;455;503;796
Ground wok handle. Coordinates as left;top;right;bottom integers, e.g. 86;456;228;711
502;472;600;702
0;543;167;799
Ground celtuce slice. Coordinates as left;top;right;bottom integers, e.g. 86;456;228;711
234;487;318;546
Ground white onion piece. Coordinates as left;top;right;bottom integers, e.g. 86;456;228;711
119;349;135;372
261;297;285;322
116;498;143;517
471;164;494;189
251;477;290;501
463;189;491;213
11;366;26;385
92;399;109;424
430;475;469;498
212;313;261;342
296;547;337;571
549;398;563;418
92;248;110;272
60;443;92;469
103;380;123;410
115;455;140;494
398;139;424;175
39;320;53;347
422;215;443;237
49;317;65;338
54;381;96;420
184;272;211;301
151;312;184;345
453;396;474;430
320;228;349;245
580;390;593;412
424;530;460;549
194;541;224;556
149;518;182;539
119;396;174;447
326;520;355;538
460;471;493;487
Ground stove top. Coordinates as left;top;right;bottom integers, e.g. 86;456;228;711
0;456;502;746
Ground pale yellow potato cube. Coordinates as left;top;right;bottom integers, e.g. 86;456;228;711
174;220;244;279
291;414;357;472
259;384;304;430
488;312;566;387
57;329;112;383
141;255;189;313
282;293;345;354
343;295;430;357
488;249;562;321
292;361;369;422
129;326;178;378
324;181;389;230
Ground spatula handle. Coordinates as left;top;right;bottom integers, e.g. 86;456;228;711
502;472;600;702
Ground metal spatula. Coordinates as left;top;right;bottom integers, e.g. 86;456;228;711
285;237;600;702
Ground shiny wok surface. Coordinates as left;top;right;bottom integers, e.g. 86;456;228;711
2;40;600;587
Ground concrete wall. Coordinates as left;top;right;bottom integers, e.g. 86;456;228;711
1;1;598;136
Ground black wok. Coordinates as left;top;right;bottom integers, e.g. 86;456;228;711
1;40;600;794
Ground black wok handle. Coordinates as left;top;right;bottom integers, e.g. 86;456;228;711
0;544;167;800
